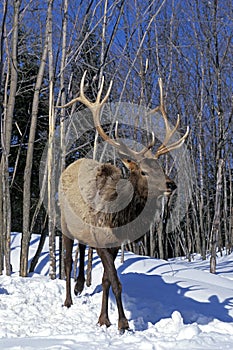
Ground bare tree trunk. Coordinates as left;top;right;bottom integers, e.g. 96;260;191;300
58;0;68;280
0;169;3;273
228;163;233;253
0;52;9;275
20;4;49;277
120;244;125;263
1;0;21;275
0;0;7;123
198;50;206;259
142;233;148;257
231;208;233;254
154;221;162;258
210;159;224;274
223;170;228;252
47;0;56;280
28;217;47;273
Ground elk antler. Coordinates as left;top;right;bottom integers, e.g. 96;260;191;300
58;71;118;148
58;71;155;160
148;78;189;159
114;121;155;159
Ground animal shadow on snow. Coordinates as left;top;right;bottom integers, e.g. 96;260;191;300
113;257;233;331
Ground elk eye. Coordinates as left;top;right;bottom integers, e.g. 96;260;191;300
141;171;148;176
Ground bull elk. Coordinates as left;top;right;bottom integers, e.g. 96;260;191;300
58;72;189;332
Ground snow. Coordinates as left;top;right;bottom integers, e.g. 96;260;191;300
0;233;233;349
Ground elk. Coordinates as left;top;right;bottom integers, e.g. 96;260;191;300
58;72;189;332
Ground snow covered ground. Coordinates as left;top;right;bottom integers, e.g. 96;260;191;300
0;232;233;349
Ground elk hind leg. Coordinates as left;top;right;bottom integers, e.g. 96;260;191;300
74;243;86;295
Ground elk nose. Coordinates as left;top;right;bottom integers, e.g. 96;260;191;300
166;180;177;193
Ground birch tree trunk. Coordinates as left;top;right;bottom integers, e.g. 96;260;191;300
197;52;206;259
47;0;56;280
59;0;68;280
210;159;224;274
0;0;8;274
0;0;7;121
1;0;21;275
20;8;49;277
228;164;233;253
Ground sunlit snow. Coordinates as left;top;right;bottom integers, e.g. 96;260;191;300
0;233;233;349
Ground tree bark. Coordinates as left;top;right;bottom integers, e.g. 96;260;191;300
28;217;47;273
210;159;224;274
20;3;49;277
47;0;56;280
1;0;21;275
58;0;68;280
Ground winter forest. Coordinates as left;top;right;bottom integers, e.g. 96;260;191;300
0;0;232;280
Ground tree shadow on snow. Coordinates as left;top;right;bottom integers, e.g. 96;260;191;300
0;287;9;295
114;257;233;331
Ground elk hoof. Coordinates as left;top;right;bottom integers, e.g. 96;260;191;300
118;318;129;332
98;314;111;328
63;298;73;308
74;276;85;295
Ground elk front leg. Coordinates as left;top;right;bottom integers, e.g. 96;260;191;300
63;235;74;308
97;248;129;331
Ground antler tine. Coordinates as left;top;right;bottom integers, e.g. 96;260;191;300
137;131;155;157
157;78;175;146
79;71;113;111
154;125;189;158
114;120;119;139
95;75;113;107
57;71;119;148
78;73;117;148
115;120;155;159
147;131;155;149
56;70;89;109
155;113;180;156
96;75;105;104
78;71;113;111
149;78;189;159
57;71;113;110
78;70;88;102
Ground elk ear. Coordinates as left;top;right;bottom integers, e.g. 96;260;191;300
121;158;138;172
